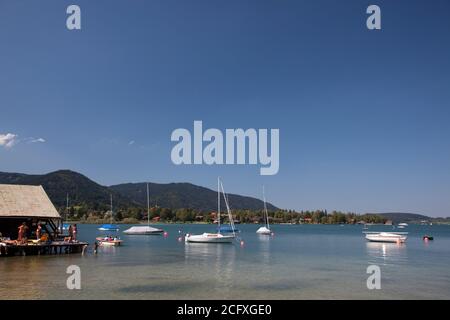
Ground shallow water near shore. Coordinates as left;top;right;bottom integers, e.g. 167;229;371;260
1;224;450;300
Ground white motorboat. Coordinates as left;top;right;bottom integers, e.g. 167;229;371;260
96;236;123;246
123;183;164;235
185;177;236;244
256;186;272;235
365;232;408;243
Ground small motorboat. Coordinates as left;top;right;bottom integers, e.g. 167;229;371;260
365;232;408;243
185;233;234;243
96;236;123;246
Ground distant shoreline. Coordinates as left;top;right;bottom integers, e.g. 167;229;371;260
62;221;448;225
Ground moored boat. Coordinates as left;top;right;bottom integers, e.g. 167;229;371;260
124;226;164;235
365;232;408;243
98;224;120;231
256;186;272;235
185;177;236;244
256;226;271;235
96;236;123;246
184;233;234;243
123;183;165;235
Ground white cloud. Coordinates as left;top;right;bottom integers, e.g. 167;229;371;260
29;138;46;143
128;140;135;145
0;133;18;148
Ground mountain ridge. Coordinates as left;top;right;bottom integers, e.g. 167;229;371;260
0;170;279;212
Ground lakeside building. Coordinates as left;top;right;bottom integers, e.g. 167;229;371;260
0;184;87;256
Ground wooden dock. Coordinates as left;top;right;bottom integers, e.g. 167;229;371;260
0;241;89;257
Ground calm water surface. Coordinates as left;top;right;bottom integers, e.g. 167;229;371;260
1;224;450;299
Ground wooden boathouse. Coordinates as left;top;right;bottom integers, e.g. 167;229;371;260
0;184;88;256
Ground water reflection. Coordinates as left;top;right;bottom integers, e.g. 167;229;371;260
365;242;408;265
97;245;120;255
257;235;272;264
184;243;236;294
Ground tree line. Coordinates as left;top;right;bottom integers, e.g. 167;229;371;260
60;205;388;225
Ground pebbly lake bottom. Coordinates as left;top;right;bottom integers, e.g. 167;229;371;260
1;224;450;300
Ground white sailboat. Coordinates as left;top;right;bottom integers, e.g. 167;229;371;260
256;186;272;235
98;194;120;231
97;194;123;246
185;178;236;244
124;183;164;235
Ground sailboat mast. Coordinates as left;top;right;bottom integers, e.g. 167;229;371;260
147;183;150;226
217;177;221;233
263;186;270;229
66;193;69;221
110;194;113;224
220;180;236;238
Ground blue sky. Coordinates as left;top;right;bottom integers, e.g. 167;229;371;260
1;0;450;216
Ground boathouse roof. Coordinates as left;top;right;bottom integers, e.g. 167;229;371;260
0;184;61;218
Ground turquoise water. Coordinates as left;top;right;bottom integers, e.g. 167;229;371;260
1;224;450;299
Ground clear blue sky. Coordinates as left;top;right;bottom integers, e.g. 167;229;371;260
1;0;450;216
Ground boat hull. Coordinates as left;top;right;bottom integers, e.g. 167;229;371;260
256;226;271;235
96;237;123;246
123;226;164;235
365;233;407;243
123;231;164;235
185;233;235;243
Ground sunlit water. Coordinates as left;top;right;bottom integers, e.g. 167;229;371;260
1;224;450;300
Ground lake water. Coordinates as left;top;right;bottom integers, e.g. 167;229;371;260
1;224;450;300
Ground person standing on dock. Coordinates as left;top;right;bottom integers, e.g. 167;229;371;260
68;224;73;242
17;222;29;244
17;224;24;243
72;224;77;242
36;224;42;240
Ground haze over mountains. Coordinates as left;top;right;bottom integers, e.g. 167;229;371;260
0;170;278;212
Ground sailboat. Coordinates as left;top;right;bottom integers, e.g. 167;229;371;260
185;178;236;243
256;186;272;235
98;194;120;231
60;193;70;233
124;183;164;235
97;194;123;246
